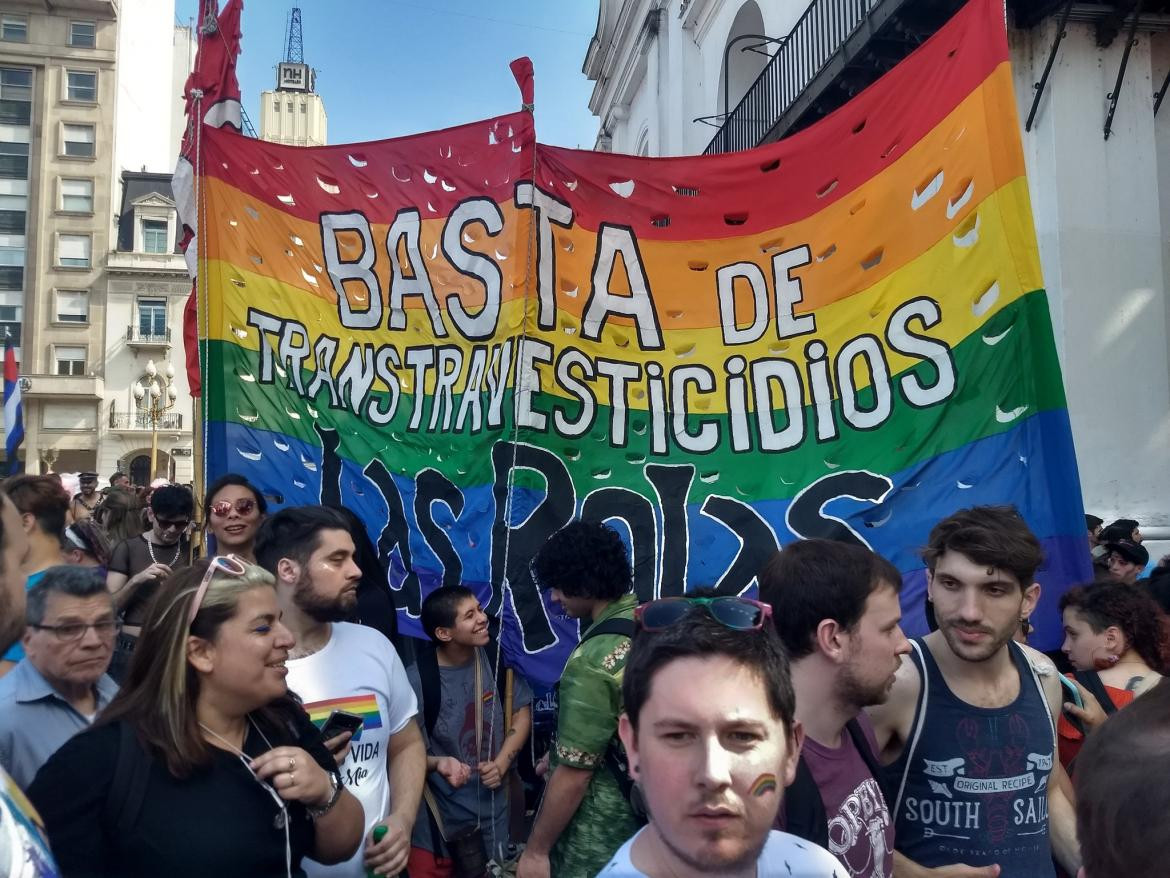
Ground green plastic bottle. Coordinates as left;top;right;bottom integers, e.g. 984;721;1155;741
366;824;388;878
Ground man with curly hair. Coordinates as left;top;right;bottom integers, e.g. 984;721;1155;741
517;521;639;878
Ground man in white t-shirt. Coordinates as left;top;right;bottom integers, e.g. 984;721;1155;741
598;594;844;878
257;505;426;878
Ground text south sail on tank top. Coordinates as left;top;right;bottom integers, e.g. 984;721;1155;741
884;638;1056;878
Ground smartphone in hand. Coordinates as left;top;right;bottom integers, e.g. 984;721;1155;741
320;709;364;743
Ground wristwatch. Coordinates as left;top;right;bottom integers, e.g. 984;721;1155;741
308;770;343;819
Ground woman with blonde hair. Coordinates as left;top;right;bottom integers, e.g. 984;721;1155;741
28;557;363;877
93;486;143;547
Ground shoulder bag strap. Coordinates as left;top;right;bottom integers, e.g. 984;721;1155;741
782;755;829;849
845;717;891;805
1074;670;1119;715
580;616;636;643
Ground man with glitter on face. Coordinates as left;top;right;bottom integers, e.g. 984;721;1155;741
598;591;844;877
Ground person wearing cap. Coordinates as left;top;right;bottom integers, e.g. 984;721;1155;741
70;473;100;524
1105;539;1149;585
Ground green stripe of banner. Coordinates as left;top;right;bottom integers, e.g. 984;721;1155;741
208;289;1065;502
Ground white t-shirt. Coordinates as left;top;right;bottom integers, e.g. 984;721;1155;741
598;827;845;877
285;621;418;878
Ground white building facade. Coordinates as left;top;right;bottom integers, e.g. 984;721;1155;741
584;0;1170;544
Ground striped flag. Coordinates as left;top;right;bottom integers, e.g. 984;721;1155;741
2;332;22;475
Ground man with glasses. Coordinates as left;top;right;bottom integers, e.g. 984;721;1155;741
0;566;118;788
0;475;71;673
600;594;843;876
518;521;640;878
105;484;194;681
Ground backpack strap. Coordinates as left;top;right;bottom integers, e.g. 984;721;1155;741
845;718;890;803
1074;670;1119;715
416;642;441;738
103;722;151;837
781;755;829;848
580;617;636;642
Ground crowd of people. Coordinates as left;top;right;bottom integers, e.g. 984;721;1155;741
0;470;1166;878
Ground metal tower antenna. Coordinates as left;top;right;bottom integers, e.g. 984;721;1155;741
284;6;303;64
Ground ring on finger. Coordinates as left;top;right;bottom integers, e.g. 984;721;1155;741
289;771;295;785
288;756;295;772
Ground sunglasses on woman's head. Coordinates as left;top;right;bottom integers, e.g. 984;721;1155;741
188;554;250;624
635;596;772;632
210;498;257;518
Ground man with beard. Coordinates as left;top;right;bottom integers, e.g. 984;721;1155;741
867;507;1080;877
69;472;100;523
256;506;425;878
759;540;909;878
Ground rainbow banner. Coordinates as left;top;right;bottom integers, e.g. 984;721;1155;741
197;0;1089;685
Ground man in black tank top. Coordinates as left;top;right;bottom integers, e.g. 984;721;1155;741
866;507;1081;878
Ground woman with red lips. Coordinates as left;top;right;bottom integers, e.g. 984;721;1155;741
204;474;268;562
27;558;363;878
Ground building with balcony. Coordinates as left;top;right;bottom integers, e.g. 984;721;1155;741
0;0;119;473
584;0;1170;540
103;170;193;485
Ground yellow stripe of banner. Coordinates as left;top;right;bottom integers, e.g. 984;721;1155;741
211;174;1039;414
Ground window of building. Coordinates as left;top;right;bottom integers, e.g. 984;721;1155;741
62;123;95;158
0;179;26;211
300;103;307;114
65;70;97;102
55;289;87;323
286;101;293;113
138;298;166;338
57;234;90;268
60;178;93;213
55;345;86;376
0;297;21;351
273;99;279;113
0;234;24;267
1;16;27;42
0;69;33;127
0;136;28;178
69;21;96;48
141;219;167;254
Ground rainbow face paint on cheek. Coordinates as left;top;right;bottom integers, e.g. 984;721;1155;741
749;773;778;797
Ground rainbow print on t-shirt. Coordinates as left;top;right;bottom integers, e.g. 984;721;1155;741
305;693;383;742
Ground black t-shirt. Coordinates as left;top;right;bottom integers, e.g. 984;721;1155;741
27;707;336;878
108;534;192;625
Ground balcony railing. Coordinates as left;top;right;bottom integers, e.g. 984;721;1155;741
706;0;888;155
109;411;183;430
126;326;171;345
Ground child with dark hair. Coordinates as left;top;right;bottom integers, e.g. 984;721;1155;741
405;585;532;874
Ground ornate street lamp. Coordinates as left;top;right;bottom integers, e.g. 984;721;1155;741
133;358;178;481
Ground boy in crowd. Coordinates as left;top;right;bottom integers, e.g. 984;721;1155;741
599;595;843;877
867;506;1080;877
406;585;532;873
759;540;909;878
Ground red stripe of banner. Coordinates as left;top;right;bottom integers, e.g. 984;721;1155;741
200;111;534;226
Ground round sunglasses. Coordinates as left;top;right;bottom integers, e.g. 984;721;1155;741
209;497;257;518
635;596;772;632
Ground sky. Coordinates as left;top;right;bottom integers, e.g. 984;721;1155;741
176;0;602;149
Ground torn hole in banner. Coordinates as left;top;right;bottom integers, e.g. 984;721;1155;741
687;260;709;272
673;184;700;197
947;178;974;219
609;179;635;198
651;214;670;228
273;439;290;452
236;367;256;383
245;206;260;221
392;166;411;182
852;119;867;134
724;212;748;226
229;324;247;339
631;420;647;436
881;137;902;160
760;158;780;173
423;168;437;184
972;280;1000;317
956;475;978;490
237;445;262;462
816;243;837;262
860;248;884;271
666;309;684;320
626;451;646;464
981;308;1017;346
236;403;259;423
953;212;980;247
347;153;367;167
944;126;967;150
817;179;838;199
760;236;785;253
864;506;893;528
276;194;296;207
769;342;790;354
700;471;719;484
911;169;944;210
316;175;340;195
248;251;263;267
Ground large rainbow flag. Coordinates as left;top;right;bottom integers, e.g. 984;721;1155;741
195;0;1089;684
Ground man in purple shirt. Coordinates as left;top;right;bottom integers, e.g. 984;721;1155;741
759;540;909;878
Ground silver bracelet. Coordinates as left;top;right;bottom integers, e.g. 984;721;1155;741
308;771;343;820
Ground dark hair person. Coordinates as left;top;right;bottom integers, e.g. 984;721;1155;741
204;473;267;562
27;558;363;878
1057;581;1169;769
327;504;400;650
61;518;112;570
1075;679;1170;878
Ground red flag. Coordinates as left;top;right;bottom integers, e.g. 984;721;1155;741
174;0;244;397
